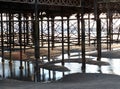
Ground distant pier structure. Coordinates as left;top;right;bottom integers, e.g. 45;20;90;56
0;0;120;82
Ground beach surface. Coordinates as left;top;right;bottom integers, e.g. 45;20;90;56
1;73;120;89
1;44;120;89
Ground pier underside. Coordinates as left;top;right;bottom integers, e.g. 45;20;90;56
0;0;120;82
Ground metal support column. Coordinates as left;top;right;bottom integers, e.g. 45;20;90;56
88;13;91;46
47;17;50;62
9;13;13;78
8;13;12;64
26;15;29;45
47;17;51;81
41;16;44;47
81;0;86;73
107;11;109;50
67;16;70;57
34;0;40;82
94;0;101;61
51;17;55;50
1;13;5;78
18;13;23;78
96;17;101;61
109;13;113;50
61;16;64;66
77;14;80;45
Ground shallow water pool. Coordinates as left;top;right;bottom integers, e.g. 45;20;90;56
0;53;120;82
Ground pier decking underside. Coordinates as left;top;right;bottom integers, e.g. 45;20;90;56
0;0;120;82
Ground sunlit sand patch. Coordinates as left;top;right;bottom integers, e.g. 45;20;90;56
0;51;28;61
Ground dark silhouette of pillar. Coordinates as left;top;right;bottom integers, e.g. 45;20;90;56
34;0;40;82
81;0;86;73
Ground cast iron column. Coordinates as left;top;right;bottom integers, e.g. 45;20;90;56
61;16;64;66
18;13;23;78
1;13;5;78
77;13;80;45
51;17;55;50
96;16;101;61
81;0;86;73
34;0;40;82
94;0;101;61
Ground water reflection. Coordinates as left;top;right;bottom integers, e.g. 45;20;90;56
1;54;120;82
0;59;34;81
88;57;120;75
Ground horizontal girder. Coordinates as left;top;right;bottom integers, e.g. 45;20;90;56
0;0;81;7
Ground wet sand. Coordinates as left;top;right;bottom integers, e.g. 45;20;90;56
1;44;120;89
1;73;120;89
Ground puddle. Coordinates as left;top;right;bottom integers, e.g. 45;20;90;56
0;53;120;82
